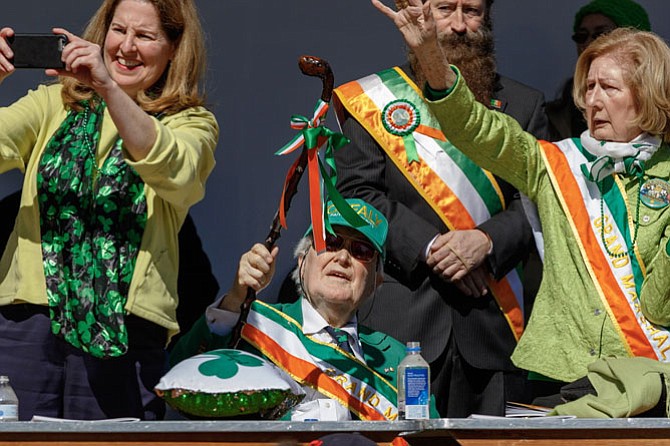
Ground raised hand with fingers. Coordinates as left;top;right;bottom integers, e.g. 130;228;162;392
371;0;434;51
370;0;455;90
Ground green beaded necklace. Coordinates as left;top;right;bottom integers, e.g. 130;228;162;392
597;174;642;259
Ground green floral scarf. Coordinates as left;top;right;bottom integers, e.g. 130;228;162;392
37;100;147;358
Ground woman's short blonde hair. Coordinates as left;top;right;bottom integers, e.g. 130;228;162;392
573;28;670;142
61;0;207;115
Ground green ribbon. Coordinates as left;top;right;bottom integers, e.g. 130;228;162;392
314;125;368;232
403;135;420;164
275;103;367;234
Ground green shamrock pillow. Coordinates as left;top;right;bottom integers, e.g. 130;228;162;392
155;349;305;419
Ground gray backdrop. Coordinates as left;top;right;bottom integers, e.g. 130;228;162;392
1;0;668;304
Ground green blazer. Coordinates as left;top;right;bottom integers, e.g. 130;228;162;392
169;298;439;419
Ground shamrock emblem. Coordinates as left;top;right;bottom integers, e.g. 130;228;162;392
198;349;265;380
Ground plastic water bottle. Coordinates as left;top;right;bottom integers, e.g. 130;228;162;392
397;341;430;420
0;376;18;421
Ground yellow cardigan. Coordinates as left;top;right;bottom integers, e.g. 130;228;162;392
0;83;219;342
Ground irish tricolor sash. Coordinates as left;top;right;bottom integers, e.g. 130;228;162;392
241;301;399;420
540;139;670;361
333;67;525;340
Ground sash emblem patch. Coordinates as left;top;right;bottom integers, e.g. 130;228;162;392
382;99;420;136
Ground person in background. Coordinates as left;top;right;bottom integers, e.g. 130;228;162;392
0;0;218;420
332;0;547;417
374;0;670;405
546;0;651;140
170;198;439;421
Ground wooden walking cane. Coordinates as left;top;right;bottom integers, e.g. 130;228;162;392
228;55;335;349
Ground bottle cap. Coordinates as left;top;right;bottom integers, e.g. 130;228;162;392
405;341;421;352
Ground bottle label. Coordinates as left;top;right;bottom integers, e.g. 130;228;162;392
404;368;429;419
0;404;18;421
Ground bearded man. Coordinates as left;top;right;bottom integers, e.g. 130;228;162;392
333;0;548;417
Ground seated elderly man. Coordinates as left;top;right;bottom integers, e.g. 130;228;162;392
170;198;438;421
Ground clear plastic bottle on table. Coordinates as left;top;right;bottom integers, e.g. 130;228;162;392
397;341;430;420
0;375;18;421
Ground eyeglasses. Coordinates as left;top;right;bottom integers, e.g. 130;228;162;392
324;233;377;263
571;29;613;45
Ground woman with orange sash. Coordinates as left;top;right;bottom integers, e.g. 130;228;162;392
373;0;670;403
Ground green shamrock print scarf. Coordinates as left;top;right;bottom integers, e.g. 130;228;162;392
37;100;147;358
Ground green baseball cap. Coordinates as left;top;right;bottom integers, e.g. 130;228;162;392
308;198;388;260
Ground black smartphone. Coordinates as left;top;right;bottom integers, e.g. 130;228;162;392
7;34;68;69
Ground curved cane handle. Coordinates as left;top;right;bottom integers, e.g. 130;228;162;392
228;56;334;349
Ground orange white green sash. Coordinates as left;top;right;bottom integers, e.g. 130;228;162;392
333;67;525;340
540;139;670;361
240;301;399;420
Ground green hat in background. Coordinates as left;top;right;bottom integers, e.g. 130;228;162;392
308;198;388;261
573;0;651;33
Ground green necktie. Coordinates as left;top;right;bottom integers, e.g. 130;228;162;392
325;326;353;355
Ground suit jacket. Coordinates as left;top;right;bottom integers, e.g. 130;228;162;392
334;64;548;371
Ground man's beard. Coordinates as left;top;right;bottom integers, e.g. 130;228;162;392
410;25;497;106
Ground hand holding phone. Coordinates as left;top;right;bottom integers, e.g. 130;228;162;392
7;34;68;69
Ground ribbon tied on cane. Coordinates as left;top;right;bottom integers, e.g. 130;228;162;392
275;99;367;252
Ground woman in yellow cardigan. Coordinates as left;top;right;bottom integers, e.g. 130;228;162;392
0;0;218;420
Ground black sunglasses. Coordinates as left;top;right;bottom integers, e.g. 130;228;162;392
324;233;377;263
571;29;613;45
